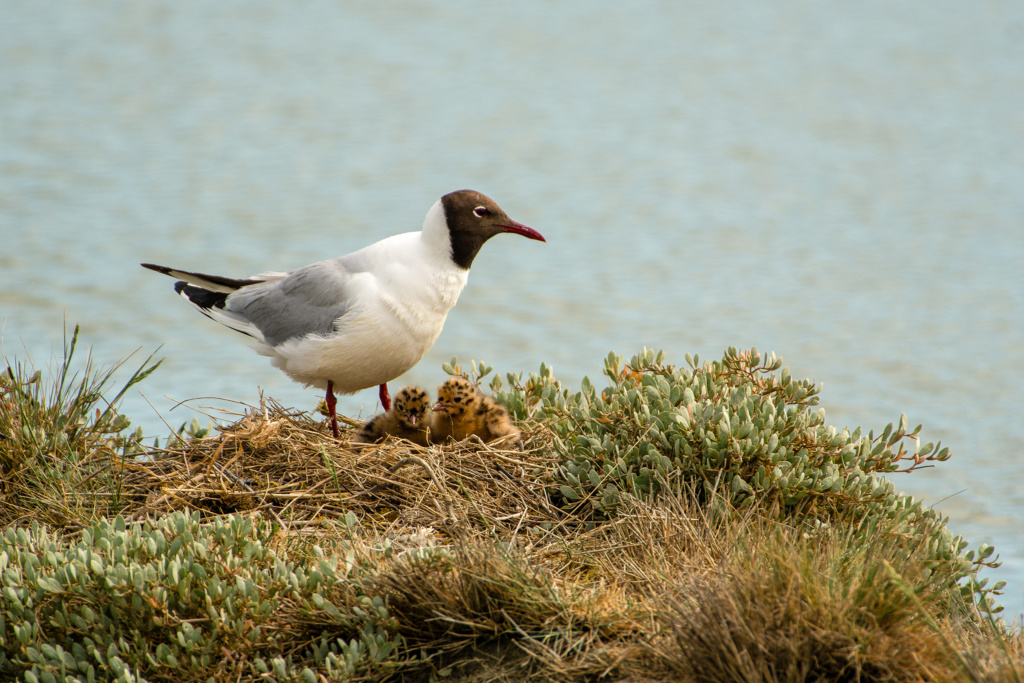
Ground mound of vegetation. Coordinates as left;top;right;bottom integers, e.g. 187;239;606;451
0;329;1020;682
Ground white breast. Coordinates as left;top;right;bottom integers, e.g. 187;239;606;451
257;214;469;393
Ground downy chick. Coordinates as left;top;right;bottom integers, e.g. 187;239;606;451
430;377;521;446
353;386;431;446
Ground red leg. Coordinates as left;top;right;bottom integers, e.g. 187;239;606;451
379;383;391;411
325;381;339;439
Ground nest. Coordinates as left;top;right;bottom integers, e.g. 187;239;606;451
116;401;565;542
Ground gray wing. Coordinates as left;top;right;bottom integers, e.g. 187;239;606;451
226;258;361;347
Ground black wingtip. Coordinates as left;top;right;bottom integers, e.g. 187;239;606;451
177;282;229;310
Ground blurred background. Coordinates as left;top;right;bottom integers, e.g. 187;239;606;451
2;2;1022;616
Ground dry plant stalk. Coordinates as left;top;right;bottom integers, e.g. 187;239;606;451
112;401;564;543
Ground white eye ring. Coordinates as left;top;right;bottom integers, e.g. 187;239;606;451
473;206;489;218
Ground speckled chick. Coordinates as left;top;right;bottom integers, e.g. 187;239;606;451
478;396;522;446
429;377;521;446
353;386;431;446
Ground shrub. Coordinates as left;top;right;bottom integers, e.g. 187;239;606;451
482;347;1005;617
0;511;405;682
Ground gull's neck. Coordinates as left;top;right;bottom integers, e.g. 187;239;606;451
419;198;458;267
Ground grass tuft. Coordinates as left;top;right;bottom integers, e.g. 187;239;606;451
0;324;160;528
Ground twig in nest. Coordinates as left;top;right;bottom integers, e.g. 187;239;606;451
386;455;459;524
379;455;440;487
212;462;287;530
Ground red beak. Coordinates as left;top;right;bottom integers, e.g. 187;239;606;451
499;222;546;242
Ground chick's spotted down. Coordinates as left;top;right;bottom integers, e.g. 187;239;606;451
353;386;431;446
430;377;521;446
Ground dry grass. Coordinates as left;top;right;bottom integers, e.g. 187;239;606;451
0;325;160;529
110;400;564;538
651;525;952;681
4;386;1024;681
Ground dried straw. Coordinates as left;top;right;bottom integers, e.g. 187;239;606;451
117;400;565;543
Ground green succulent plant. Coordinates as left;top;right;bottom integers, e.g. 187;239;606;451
471;347;1003;616
0;512;405;682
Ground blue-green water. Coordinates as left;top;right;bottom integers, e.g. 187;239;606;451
3;1;1023;617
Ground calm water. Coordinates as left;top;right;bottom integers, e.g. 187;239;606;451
2;2;1023;616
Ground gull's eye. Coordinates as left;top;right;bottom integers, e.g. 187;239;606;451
473;206;489;218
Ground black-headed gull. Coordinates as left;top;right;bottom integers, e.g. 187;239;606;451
142;189;545;438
